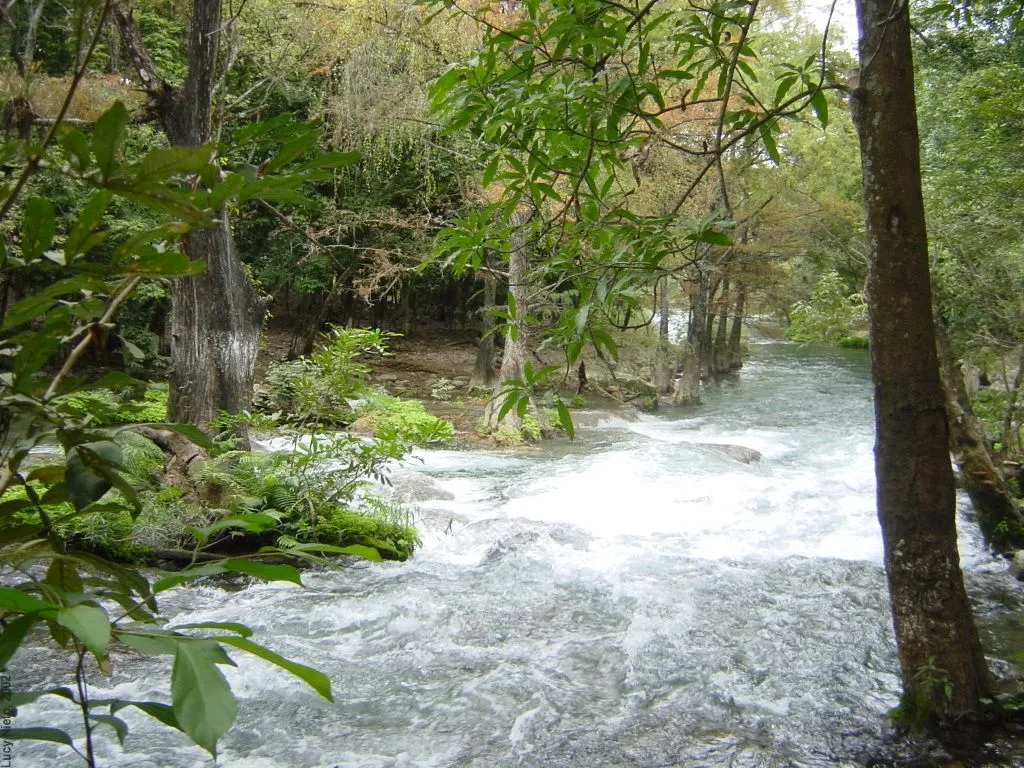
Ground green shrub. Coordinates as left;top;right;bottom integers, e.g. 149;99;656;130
356;391;454;445
787;270;867;344
61;386;168;424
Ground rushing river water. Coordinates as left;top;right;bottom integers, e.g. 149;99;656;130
19;342;1024;767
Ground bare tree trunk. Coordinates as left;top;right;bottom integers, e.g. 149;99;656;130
483;211;534;433
115;0;264;437
728;284;745;370
471;267;498;389
852;0;992;723
1000;343;1024;457
651;275;673;394
672;272;707;406
712;279;730;374
935;320;1024;551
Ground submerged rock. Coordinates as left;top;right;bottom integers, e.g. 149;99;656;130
694;442;763;464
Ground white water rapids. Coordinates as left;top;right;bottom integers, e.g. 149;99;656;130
17;342;1024;767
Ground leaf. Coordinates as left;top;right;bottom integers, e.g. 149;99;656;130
555;400;575;440
264;132;319;174
122;251;205;277
0;615;38;669
94;101;129;180
272;543;382;561
0;587;58;614
135;145;216;182
65;190;112;260
90;714;129;745
110;700;181;732
810;90;829;128
45;558;83;596
153;563;228;593
223;559;302;586
65;440;123;511
172;640;238;756
759;122;780;165
57;604;111;658
2;727;74;746
119;631;179;656
215;636;332;701
22;198;56;261
1;274;108;329
170;622;253;637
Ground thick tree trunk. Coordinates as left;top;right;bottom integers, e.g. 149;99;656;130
471;268;498;389
852;0;992;723
651;275;674;394
935;321;1024;551
672;273;707;406
483;211;533;433
728;284;745;370
115;0;264;434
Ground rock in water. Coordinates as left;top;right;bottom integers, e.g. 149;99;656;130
695;442;763;464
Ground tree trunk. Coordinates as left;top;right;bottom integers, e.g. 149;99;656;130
712;279;730;374
651;275;674;394
1000;343;1024;457
483;211;533;433
852;0;992;724
115;0;264;435
935;321;1024;551
471;267;498;389
672;273;707;406
728;284;745;370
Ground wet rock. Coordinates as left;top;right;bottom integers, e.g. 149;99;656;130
695;442;763;464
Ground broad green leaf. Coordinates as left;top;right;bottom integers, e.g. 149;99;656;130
22;198;56;261
122;251;206;277
65;441;122;511
264;132;318;174
45;558;83;595
0;588;58;614
8;687;75;707
57;604;111;657
153;563;228;593
0;615;37;669
555;400;575;440
223;559;302;586
759;123;780;165
65;190;113;260
172;641;238;756
810;90;829;128
90;714;128;745
110;700;181;732
3;727;74;746
1;274;108;329
135;145;216;182
170;622;253;638
217;636;332;701
119;631;179;656
94;101;129;179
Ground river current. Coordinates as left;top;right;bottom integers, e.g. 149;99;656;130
19;342;1024;767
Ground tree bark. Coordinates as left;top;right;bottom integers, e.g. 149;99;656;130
115;0;264;434
471;266;498;389
651;275;674;394
728;284;745;370
671;272;707;406
935;321;1024;551
482;210;534;433
852;0;992;723
712;279;730;374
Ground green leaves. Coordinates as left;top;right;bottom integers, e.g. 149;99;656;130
172;640;238;756
65;440;123;512
215;636;332;701
93;101;129;181
56;604;111;658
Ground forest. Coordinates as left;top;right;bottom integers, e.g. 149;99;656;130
1;0;1023;765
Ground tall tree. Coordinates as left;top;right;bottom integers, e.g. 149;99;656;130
850;0;993;723
114;0;263;429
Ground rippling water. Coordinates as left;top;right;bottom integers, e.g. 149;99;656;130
18;343;1024;767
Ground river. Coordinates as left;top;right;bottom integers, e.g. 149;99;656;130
19;342;1024;767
